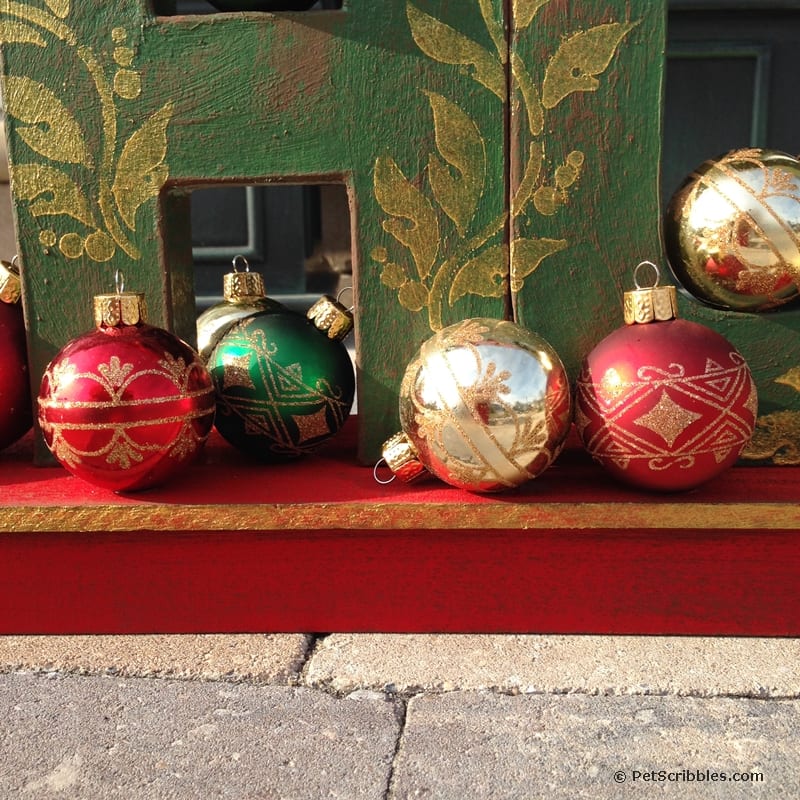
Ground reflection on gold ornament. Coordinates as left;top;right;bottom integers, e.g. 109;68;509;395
392;317;572;492
665;148;800;311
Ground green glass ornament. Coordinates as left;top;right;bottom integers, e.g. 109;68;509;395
207;296;355;460
196;255;286;361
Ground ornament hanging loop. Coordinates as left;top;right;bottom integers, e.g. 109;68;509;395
373;458;396;485
231;255;251;273
624;261;678;325
336;285;355;314
633;260;661;290
96;270;146;327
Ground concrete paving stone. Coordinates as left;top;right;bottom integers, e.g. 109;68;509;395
306;634;800;697
390;691;800;799
0;634;313;684
0;671;401;800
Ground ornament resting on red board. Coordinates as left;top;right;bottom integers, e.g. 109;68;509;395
206;294;355;461
378;317;572;493
38;273;216;492
575;262;758;491
0;258;32;449
664;148;800;311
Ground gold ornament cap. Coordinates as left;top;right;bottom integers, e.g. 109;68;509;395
379;432;428;484
623;261;679;325
307;294;354;341
223;255;267;303
0;258;21;304
93;271;146;328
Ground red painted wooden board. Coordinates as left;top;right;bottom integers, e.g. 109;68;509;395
1;421;799;634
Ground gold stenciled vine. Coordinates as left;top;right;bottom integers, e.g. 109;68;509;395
372;0;638;330
0;0;173;263
743;367;800;464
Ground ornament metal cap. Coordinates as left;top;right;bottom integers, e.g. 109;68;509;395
307;294;354;341
623;261;678;325
378;431;428;484
223;255;266;303
93;271;146;328
0;257;21;304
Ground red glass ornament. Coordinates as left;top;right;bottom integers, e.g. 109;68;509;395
38;285;216;492
0;259;32;449
575;263;758;491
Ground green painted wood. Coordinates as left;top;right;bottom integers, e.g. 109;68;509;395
510;0;666;378
2;0;800;467
0;0;506;463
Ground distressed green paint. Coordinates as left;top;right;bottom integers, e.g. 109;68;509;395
510;1;665;375
509;1;800;464
2;0;799;466
0;0;506;462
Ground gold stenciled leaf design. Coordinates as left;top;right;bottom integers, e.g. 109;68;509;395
407;2;505;100
398;281;430;312
374;154;439;281
97;356;134;392
3;76;91;167
541;21;639;109
477;0;506;59
775;367;800;393
449;243;508;304
13;163;96;228
513;0;551;32
0;21;46;46
425;91;486;237
512;141;543;217
112;101;174;231
510;237;568;292
43;0;71;18
742;410;800;464
511;51;544;137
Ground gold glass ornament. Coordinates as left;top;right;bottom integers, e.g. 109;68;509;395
382;318;572;493
664;148;800;311
195;255;285;360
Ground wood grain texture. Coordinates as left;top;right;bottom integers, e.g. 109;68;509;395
510;1;665;375
1;425;799;634
2;526;799;634
0;0;507;464
3;0;800;467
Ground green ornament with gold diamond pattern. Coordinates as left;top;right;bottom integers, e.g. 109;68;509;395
206;296;355;461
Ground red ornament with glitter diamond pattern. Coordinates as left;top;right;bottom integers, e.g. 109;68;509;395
575;263;758;491
38;283;216;492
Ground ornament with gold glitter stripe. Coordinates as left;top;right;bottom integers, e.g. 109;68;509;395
37;272;216;492
378;317;572;493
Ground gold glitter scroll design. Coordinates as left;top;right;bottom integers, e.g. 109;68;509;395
743;366;800;464
38;354;215;469
685;148;800;294
215;325;351;458
575;354;758;472
403;319;567;488
0;1;173;263
372;1;638;330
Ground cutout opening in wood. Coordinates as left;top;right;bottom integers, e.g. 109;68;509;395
189;183;352;314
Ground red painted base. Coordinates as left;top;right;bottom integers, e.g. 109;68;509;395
1;420;798;634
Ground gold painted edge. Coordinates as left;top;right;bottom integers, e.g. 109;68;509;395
1;502;798;533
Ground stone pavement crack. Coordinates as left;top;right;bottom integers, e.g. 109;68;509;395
384;696;409;800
